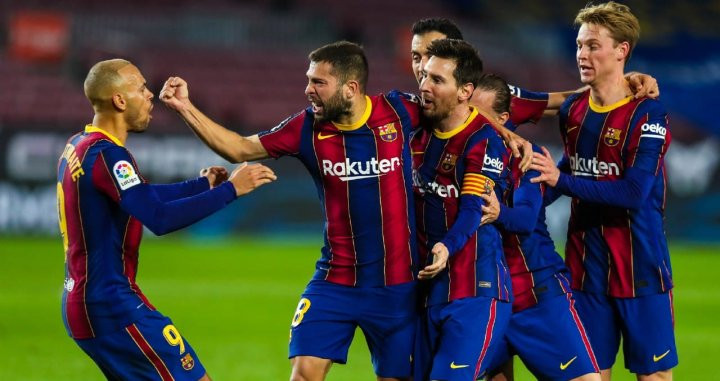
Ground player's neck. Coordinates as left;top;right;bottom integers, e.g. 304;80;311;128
91;114;128;145
436;104;473;133
336;94;368;126
589;71;631;107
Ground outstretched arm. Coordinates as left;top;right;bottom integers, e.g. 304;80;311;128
160;77;268;163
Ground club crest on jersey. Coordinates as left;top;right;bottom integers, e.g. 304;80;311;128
604;127;622;146
181;353;195;370
440;153;458;172
378;123;398;142
113;160;141;190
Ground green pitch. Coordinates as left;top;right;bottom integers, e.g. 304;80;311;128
1;235;718;380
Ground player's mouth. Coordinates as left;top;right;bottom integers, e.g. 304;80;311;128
309;98;324;114
421;97;433;110
578;64;593;75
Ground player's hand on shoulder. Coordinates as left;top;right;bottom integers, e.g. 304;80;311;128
627;72;660;99
200;166;229;189
418;242;449;280
228;162;277;196
160;76;191;112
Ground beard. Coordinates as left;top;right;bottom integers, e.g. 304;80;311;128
421;99;452;123
314;88;352;122
126;106;150;133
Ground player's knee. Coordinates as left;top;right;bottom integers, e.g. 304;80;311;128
636;369;672;381
198;373;213;381
570;372;601;381
290;356;331;381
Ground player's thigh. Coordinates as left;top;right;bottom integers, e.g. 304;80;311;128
289;280;359;364
76;314;207;381
572;291;621;371
358;281;417;378
506;293;599;381
615;292;677;375
429;297;511;381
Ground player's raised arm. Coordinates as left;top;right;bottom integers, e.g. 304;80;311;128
160;76;269;163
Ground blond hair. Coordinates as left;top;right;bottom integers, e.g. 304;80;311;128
575;1;640;61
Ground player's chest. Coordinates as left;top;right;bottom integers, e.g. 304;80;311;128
565;110;631;155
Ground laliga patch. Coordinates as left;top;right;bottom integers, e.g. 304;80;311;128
181;353;195;371
113;160;141;190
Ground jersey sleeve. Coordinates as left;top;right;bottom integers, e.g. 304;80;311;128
496;149;543;234
441;129;510;255
257;111;307;158
624;99;671;175
387;90;422;131
92;145;237;235
151;177;210;201
508;85;549;126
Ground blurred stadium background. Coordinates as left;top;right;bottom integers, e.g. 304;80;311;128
1;0;718;379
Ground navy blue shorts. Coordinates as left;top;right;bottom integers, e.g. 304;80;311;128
75;311;206;380
416;297;511;381
573;290;678;374
487;293;599;381
288;279;417;378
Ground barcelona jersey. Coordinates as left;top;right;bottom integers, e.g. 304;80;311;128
411;107;512;306
258;92;421;287
559;91;672;298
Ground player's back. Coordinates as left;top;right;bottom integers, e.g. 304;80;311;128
559;91;672;298
58;126;153;339
501;148;570;312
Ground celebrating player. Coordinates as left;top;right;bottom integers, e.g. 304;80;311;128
472;74;601;381
530;3;677;380
58;59;276;381
161;41;425;381
411;39;512;381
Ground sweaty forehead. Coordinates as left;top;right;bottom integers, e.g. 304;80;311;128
425;56;456;76
411;31;448;53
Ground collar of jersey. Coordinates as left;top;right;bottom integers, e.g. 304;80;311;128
433;106;478;139
589;95;633;113
332;95;372;131
84;125;123;147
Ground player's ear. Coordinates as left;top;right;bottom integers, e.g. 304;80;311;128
498;111;510;125
458;82;474;102
616;41;630;62
111;93;127;111
344;80;359;99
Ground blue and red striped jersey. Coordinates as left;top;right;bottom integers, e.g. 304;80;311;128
499;148;571;312
558;91;672;298
508;86;549;126
58;126;154;339
411;107;512;306
258;92;421;287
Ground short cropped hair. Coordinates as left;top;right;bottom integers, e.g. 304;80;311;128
574;1;640;61
476;73;511;115
411;18;464;40
84;58;132;109
309;41;368;92
426;39;483;88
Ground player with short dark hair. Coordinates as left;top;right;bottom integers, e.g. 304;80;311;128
474;73;601;381
530;2;677;380
411;39;512;381
58;59;275;381
161;41;423;381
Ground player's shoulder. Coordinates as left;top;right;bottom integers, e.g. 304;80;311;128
385;89;420;104
634;96;667;116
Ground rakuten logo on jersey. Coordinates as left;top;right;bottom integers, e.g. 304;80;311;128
412;169;459;198
322;157;401;181
482;155;504;174
640;122;667;140
569;153;620;177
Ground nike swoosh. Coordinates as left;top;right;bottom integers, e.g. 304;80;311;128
318;132;338;140
560;356;577;370
450;362;469;369
653;349;671;362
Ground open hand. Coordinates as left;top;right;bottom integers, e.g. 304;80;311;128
228;162;277;196
418;242;449;280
